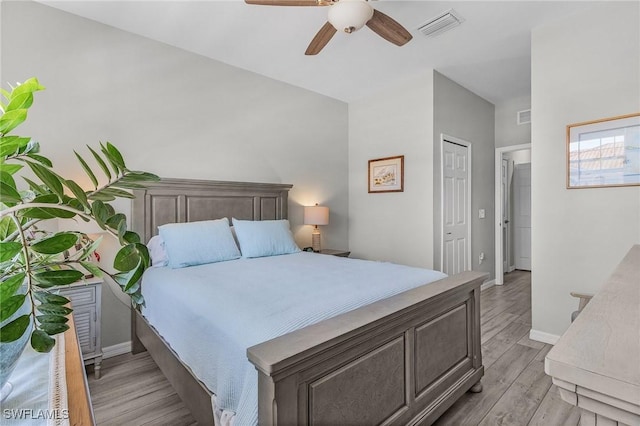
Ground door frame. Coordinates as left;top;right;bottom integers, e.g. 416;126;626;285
440;134;472;273
494;143;531;284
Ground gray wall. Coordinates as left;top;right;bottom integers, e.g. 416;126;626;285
1;1;349;348
433;71;495;280
495;95;531;148
348;72;435;268
531;1;640;339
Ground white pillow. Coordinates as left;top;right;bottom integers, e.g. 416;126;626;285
147;235;168;267
232;218;301;258
158;218;241;268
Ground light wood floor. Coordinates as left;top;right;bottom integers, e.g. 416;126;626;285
88;270;580;425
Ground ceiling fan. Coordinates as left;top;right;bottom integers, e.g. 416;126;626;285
245;0;413;55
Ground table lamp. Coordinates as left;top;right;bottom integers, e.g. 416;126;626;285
303;204;329;252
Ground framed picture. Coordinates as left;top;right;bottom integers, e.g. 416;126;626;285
368;155;404;193
567;113;640;189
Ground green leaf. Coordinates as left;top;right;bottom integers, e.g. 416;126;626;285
130;292;144;307
25;153;53;167
106;213;126;229
0;273;26;302
87;192;116;202
6;92;33;112
33;291;69;305
22;177;44;194
80;261;103;278
30;232;78;254
11;77;45;98
64;179;89;210
36;314;69;324
74;151;98;189
121;171;160;182
122;231;141;244
0;241;22;262
105;142;126;169
0;180;22;205
19;207;76;220
111;181;145;190
0;169;17;189
88;145;111;180
114;263;143;291
39;322;69;336
0;163;23;176
0;136;30;157
98;188;135;199
91;200;109;227
0;315;30;343
0;216;18;240
33;270;84;287
36;303;73;316
100;142;122;175
0;109;27;134
31;329;55;353
24;161;64;199
113;244;140;272
0;294;26;322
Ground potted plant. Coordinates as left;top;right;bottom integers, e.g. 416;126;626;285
0;78;158;398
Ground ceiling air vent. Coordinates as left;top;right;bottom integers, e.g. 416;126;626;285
417;9;464;38
517;109;531;125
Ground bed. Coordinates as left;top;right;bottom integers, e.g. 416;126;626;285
130;178;485;425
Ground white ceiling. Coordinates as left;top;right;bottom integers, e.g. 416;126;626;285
39;0;596;104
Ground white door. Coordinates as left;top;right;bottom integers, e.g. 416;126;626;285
501;158;510;272
443;140;470;276
514;163;531;271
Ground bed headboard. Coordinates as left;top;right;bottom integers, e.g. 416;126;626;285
131;178;293;243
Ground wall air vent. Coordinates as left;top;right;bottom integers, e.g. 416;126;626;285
517;109;531;125
417;9;464;38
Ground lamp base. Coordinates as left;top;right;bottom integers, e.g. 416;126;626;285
311;230;321;252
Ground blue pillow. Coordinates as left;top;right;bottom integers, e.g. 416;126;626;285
158;218;241;268
232;218;301;258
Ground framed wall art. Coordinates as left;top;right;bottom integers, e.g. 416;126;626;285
368;155;404;193
567;113;640;188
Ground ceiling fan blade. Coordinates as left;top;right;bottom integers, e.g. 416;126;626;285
305;22;337;55
245;0;327;6
366;9;412;46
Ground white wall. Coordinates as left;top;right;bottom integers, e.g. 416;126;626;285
348;72;435;268
433;71;496;279
495;95;531;148
531;1;640;339
2;1;349;348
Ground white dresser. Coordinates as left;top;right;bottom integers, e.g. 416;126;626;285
57;276;103;379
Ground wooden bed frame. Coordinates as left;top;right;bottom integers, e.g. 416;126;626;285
130;178;485;425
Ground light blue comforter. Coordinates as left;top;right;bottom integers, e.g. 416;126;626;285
141;252;446;425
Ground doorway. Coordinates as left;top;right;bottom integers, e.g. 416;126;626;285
441;135;472;276
494;144;531;285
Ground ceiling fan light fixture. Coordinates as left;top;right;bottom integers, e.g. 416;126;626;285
328;0;373;34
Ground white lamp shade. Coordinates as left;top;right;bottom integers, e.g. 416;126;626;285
328;0;374;33
304;205;329;226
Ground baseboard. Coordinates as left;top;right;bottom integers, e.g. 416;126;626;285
481;279;496;291
102;341;132;359
507;265;516;273
529;329;560;345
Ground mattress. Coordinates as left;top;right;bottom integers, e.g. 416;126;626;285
140;252;446;425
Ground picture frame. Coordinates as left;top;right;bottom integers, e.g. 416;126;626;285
368;155;404;193
567;113;640;189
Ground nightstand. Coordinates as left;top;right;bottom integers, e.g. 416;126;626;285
318;249;351;258
56;276;103;379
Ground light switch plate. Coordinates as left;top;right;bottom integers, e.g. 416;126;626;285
479;209;485;219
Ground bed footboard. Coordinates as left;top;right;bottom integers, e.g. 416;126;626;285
248;271;485;426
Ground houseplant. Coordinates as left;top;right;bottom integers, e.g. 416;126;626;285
0;78;158;396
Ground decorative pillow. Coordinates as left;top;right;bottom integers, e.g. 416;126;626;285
232;218;301;258
147;235;169;267
158;218;241;268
